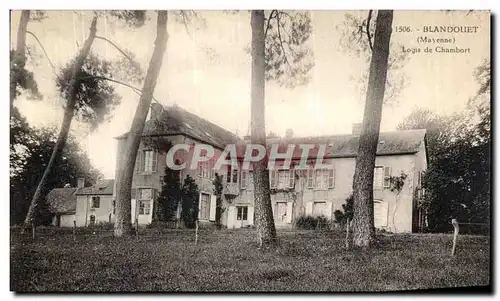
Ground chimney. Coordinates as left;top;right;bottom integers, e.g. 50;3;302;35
150;103;164;121
77;178;85;188
285;128;294;139
352;123;363;135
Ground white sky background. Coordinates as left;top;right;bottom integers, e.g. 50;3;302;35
10;10;490;179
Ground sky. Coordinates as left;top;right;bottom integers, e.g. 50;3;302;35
10;10;490;179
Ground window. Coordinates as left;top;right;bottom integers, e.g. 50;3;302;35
240;171;247;189
232;168;238;183
269;170;294;189
139;200;151;215
197;157;211;179
313;169;334;189
226;167;232;183
226;165;238;183
112;200;115;215
374;167;384;189
91;196;100;209
138;188;152;200
199;193;210;220
142;150;157;172
237;206;248;221
137;188;152;215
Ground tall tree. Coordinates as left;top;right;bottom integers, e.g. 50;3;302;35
250;10;277;246
249;10;314;246
113;11;169;237
21;11;144;233
11;10;32;110
351;10;393;248
156;164;182;222
21;17;99;233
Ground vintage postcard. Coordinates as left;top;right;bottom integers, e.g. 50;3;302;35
10;9;490;293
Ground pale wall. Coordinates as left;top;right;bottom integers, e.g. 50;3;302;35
233;154;421;233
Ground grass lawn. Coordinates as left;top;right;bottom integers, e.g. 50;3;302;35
10;228;490;292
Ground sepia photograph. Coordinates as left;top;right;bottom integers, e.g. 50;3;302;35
9;6;491;293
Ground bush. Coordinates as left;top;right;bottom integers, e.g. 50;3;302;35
295;215;330;230
91;222;114;231
334;194;354;227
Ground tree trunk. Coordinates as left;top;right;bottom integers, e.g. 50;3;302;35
21;17;98;233
113;11;169;237
250;10;277;246
10;10;30;111
351;10;393;248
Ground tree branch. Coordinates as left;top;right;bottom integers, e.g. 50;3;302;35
276;11;293;71
26;30;59;78
180;10;194;40
80;75;160;104
264;10;277;38
366;10;373;52
95;35;137;65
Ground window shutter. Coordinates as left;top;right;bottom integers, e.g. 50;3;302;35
136;151;142;173
286;202;293;223
328;169;335;188
289;170;295;188
210;160;215;180
305;202;313;215
152;151;158;172
248;206;254;225
227;206;235;229
197;192;203;219
209;194;217;221
270;170;276;188
198;164;203;177
383;167;391;188
240;171;247;189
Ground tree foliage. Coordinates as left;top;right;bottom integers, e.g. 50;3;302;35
337;11;409;104
56;53;121;130
181;175;200;229
156;143;183;223
334;194;354;227
397;61;490;232
10;50;41;101
263;10;314;88
213;174;224;228
10;126;101;225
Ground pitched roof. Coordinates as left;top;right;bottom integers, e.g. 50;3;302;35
115;105;241;149
239;129;427;159
76;179;114;195
47;188;78;214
